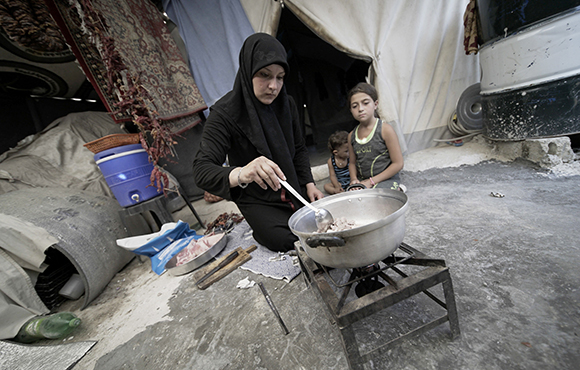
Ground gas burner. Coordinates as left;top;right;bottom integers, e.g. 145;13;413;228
352;264;384;297
316;245;415;289
296;242;460;370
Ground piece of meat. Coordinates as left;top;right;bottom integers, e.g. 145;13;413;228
317;217;356;233
175;233;224;266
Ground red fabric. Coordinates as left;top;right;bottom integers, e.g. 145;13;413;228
45;0;206;133
280;188;296;212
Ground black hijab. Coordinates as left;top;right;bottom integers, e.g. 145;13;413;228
212;33;301;193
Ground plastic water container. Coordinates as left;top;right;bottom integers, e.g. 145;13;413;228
95;144;161;207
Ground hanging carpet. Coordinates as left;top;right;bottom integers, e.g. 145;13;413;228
45;0;206;134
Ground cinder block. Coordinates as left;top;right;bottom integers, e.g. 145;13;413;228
522;137;575;168
493;136;575;168
311;164;329;182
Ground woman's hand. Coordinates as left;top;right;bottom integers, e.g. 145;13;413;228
234;156;286;190
306;183;324;202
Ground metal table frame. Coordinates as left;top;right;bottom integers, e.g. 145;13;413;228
296;243;460;370
119;192;205;234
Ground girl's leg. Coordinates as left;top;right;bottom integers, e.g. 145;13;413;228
375;173;404;191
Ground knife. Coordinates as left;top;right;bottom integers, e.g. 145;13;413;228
196;250;239;286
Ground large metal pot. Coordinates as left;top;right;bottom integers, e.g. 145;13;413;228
288;188;408;268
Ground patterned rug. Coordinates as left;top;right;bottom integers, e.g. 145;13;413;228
45;0;206;134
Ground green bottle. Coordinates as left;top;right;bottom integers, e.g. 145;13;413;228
14;312;81;343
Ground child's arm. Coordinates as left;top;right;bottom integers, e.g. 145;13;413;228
370;123;404;184
326;157;343;191
347;131;359;185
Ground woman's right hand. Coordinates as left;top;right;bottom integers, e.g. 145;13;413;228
235;156;286;191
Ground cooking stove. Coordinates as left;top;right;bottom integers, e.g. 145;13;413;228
295;242;460;370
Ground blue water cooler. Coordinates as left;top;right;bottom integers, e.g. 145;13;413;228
94;144;162;207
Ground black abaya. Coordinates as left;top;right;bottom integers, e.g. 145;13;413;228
193;33;315;252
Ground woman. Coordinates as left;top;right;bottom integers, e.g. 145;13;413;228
193;33;323;252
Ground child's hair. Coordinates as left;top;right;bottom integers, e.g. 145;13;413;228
347;82;380;118
327;130;349;152
347;82;379;103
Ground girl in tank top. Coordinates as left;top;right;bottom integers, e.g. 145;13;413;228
347;83;404;191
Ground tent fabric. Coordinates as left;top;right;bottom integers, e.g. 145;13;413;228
0;112;124;197
0;249;50;340
240;0;281;35
163;0;255;108
164;0;479;154
0;214;57;272
242;0;481;154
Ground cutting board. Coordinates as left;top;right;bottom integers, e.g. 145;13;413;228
193;245;256;290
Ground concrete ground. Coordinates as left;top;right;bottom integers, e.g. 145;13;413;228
51;135;580;370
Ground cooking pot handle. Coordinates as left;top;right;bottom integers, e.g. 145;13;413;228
346;183;366;191
305;235;346;248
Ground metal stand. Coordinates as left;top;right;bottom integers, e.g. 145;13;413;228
296;243;460;370
119;194;174;232
180;192;205;228
119;193;205;235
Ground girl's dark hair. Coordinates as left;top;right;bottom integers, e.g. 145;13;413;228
327;130;349;152
347;82;379;104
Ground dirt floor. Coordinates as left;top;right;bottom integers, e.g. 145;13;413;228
28;136;580;369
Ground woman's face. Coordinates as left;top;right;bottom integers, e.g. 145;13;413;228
252;64;285;105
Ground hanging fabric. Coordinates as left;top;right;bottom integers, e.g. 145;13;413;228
240;0;480;154
162;0;254;108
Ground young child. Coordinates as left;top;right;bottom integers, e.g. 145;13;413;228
323;130;350;194
347;82;404;191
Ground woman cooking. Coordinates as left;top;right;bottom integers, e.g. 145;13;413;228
192;33;324;252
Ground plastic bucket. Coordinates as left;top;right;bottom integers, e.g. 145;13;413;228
94;144;161;207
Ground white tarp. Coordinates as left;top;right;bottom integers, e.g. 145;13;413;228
166;0;480;154
0;249;49;339
242;0;480;154
0;112;124;197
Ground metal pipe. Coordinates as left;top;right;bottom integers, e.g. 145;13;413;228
258;282;289;335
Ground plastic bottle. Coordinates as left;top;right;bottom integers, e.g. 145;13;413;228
14;312;81;343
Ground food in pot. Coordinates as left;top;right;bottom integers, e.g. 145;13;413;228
317;217;356;233
175;233;225;266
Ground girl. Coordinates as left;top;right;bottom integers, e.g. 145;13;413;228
347;83;404;190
